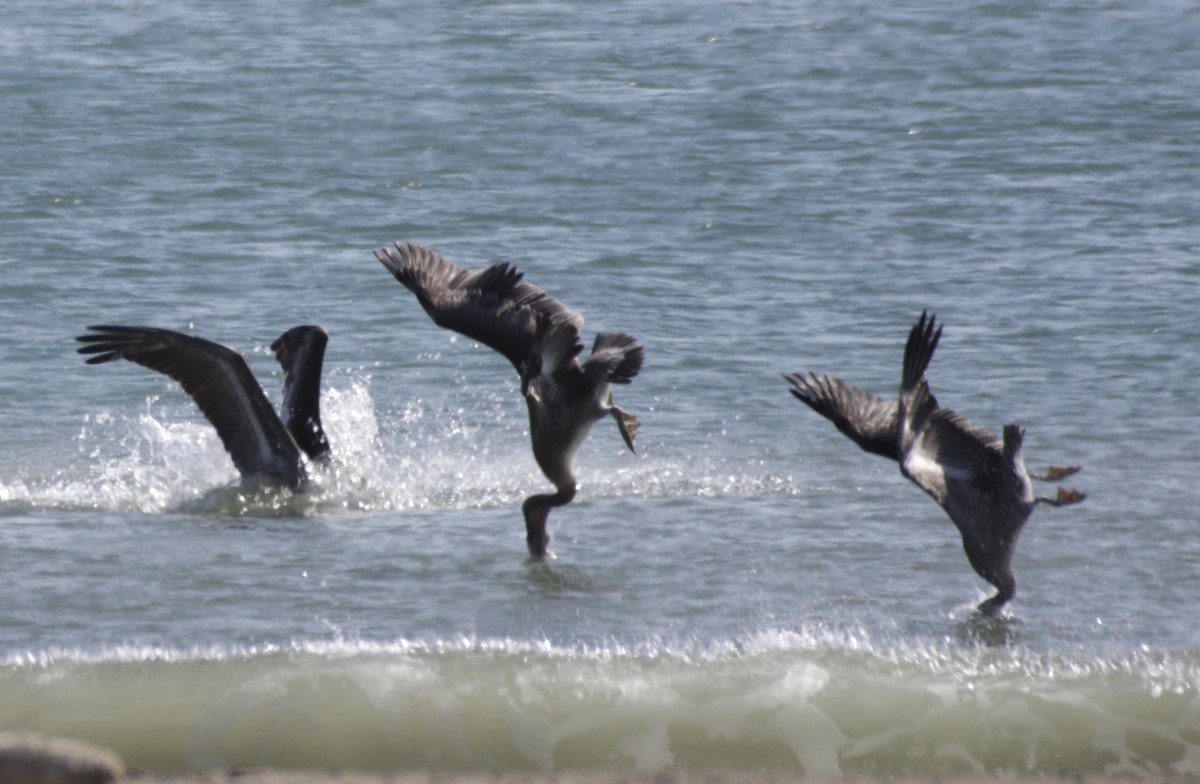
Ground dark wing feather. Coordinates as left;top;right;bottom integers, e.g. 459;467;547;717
898;310;944;457
582;332;644;386
784;372;900;460
901;311;942;394
375;241;581;373
270;325;331;462
77;326;301;485
539;310;586;380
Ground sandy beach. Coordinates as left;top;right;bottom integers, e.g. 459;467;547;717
125;773;1200;784
7;732;1199;784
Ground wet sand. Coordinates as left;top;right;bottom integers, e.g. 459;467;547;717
6;733;1194;784
127;773;1199;784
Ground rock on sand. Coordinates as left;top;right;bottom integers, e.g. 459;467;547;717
0;732;125;784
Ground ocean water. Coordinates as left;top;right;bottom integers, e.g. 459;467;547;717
2;0;1198;777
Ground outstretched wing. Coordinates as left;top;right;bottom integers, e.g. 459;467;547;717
77;325;302;486
784;371;900;460
374;241;581;373
270;325;331;462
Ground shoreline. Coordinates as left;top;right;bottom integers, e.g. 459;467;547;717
6;732;1199;784
126;773;1200;784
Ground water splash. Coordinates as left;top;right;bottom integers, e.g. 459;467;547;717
2;374;810;517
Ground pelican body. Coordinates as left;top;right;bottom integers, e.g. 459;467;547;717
77;324;330;490
375;241;643;556
784;312;1085;615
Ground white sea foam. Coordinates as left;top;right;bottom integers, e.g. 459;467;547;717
1;632;1197;776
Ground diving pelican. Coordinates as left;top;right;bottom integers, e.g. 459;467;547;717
374;241;643;556
784;312;1085;615
76;324;330;490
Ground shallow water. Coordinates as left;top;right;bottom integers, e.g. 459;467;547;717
1;0;1198;776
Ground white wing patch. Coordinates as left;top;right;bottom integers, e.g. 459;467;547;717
902;447;948;502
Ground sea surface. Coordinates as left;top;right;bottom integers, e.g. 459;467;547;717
1;0;1198;777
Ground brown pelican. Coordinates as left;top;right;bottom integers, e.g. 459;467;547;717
76;325;330;490
784;312;1085;615
374;241;643;556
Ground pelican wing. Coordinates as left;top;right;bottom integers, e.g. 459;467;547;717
900;383;1006;505
375;241;581;372
531;312;582;385
784;372;900;460
77;326;301;483
270;325;331;461
583;332;644;386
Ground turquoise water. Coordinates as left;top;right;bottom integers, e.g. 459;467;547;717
2;0;1198;776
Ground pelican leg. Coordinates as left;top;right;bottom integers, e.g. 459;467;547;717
1031;465;1081;481
611;406;639;453
1037;486;1087;506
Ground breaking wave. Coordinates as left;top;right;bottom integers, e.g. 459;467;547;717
2;631;1197;776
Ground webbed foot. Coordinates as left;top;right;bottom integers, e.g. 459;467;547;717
1056;486;1086;505
1032;465;1081;481
612;406;638;453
